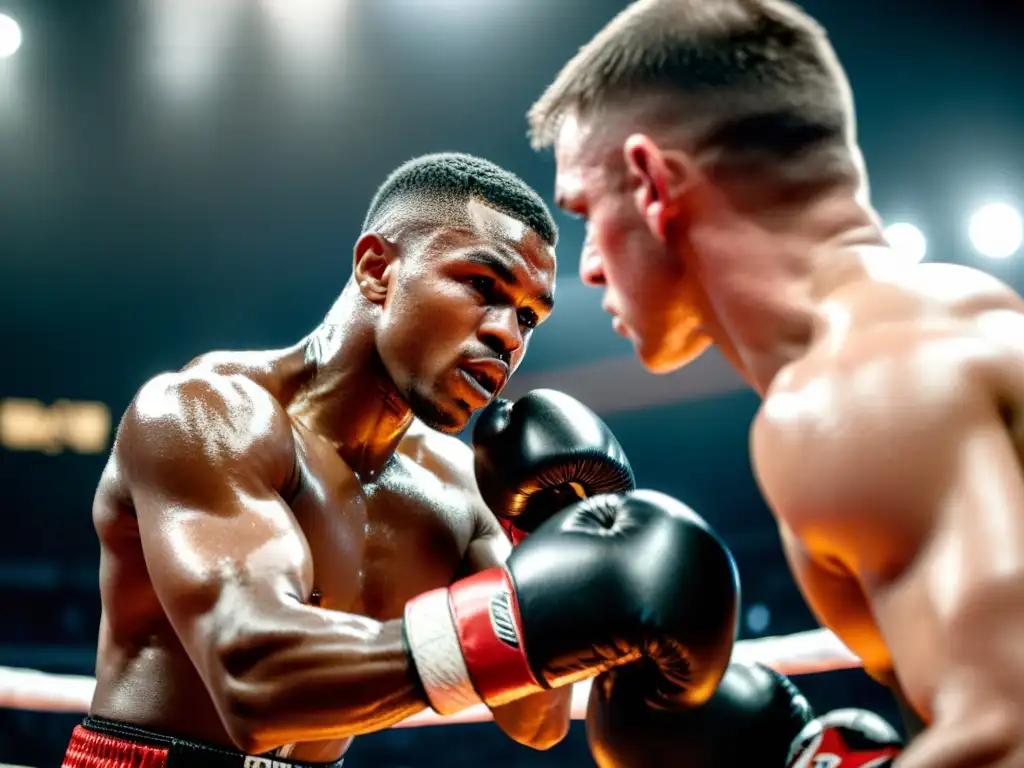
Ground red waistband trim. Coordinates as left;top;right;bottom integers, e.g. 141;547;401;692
63;724;170;768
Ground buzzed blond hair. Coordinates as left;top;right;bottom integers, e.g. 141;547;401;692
529;0;855;172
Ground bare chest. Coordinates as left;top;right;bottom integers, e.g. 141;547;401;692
288;436;476;622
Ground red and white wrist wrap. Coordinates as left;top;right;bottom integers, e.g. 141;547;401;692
403;567;543;716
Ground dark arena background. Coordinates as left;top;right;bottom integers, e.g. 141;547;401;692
1;0;1023;765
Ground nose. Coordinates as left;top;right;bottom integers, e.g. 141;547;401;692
579;250;606;287
479;306;523;364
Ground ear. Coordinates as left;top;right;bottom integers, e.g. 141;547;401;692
352;233;396;306
623;134;697;242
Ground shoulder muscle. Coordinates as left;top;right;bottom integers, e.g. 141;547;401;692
118;371;296;505
757;323;1012;559
912;263;1024;312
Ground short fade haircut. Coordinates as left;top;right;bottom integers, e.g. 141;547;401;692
528;0;854;171
363;152;558;247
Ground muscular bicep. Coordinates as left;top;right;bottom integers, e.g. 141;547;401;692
135;481;312;668
881;403;1024;765
824;358;1024;725
121;374;312;677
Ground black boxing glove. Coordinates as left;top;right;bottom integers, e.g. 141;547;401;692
402;490;738;716
786;709;904;767
587;662;813;768
472;389;634;543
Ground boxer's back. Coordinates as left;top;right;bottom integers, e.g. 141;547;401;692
752;261;1024;721
89;350;485;759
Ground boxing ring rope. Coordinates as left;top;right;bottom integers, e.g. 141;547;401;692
0;629;862;727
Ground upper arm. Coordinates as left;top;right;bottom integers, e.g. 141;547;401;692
119;373;313;679
775;523;891;677
913;384;1024;726
820;346;1024;722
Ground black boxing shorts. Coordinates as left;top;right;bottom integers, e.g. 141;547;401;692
62;716;346;768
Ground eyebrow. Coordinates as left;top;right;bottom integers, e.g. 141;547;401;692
466;250;555;312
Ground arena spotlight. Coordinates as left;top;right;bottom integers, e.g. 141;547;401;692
147;0;243;103
0;13;23;58
262;0;345;21
260;0;348;72
746;603;771;635
883;222;928;265
969;203;1023;260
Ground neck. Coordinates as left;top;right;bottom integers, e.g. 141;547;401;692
693;184;887;396
289;286;413;479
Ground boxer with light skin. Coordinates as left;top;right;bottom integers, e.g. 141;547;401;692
531;1;1024;766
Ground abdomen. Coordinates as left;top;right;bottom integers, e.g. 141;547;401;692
90;637;231;745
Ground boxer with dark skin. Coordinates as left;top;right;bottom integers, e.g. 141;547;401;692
69;153;739;768
531;1;1024;765
81;154;573;762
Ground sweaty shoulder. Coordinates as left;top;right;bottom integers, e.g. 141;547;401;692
910;263;1024;358
908;262;1024;317
757;269;1024;577
790;265;1023;402
842;260;1023;331
117;370;297;496
398;421;477;491
832;262;1024;391
759;264;1024;523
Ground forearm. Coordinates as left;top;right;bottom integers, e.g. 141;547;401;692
213;608;425;752
895;686;1021;768
244;625;860;738
895;578;1024;767
896;720;1021;768
895;654;1022;765
490;687;572;750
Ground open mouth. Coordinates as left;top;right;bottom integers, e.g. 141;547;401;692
461;366;501;396
458;359;508;399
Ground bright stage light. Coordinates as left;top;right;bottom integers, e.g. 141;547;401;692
969;203;1023;260
0;14;23;59
146;0;243;104
746;604;771;634
262;0;345;21
260;0;349;75
884;222;928;265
